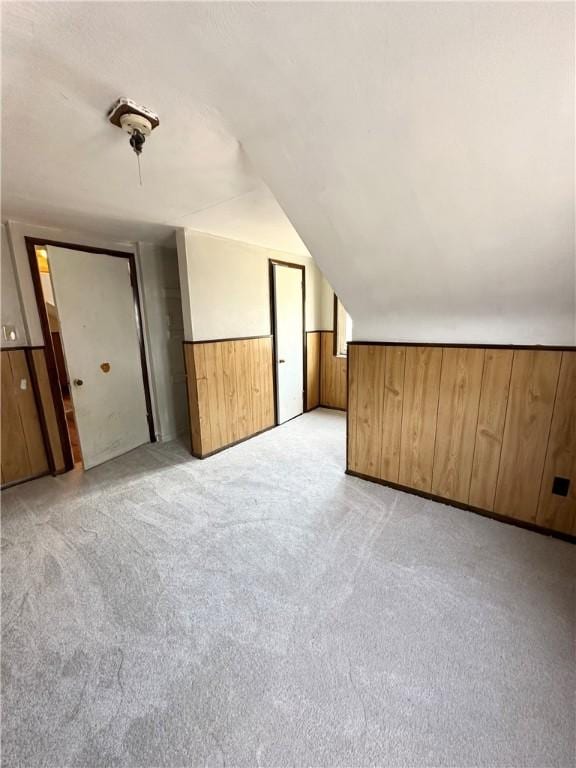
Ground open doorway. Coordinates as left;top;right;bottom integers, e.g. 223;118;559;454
26;239;155;471
35;246;83;467
269;259;306;424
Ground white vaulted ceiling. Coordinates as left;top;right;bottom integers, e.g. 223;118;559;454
1;2;309;253
2;2;574;342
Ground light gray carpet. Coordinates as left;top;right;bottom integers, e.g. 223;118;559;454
2;409;575;768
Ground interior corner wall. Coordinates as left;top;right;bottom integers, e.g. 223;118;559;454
1;224;27;346
137;242;188;442
176;229;194;341
319;276;334;332
180;230;332;340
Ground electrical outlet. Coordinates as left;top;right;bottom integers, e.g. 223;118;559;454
2;325;17;342
552;476;570;497
20;379;27;390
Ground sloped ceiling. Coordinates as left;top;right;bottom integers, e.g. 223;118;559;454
3;2;574;342
1;2;309;254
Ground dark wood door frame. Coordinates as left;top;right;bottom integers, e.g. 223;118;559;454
24;237;156;474
268;259;307;426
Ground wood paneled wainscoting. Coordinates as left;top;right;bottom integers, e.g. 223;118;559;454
1;347;68;487
306;331;347;412
184;337;275;458
347;343;576;540
321;331;347;410
306;332;321;410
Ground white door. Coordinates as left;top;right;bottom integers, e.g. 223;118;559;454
47;246;151;469
273;263;304;424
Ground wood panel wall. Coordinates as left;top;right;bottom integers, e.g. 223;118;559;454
493;351;561;523
320;331;347;410
1;349;49;486
306;332;321;410
347;344;576;537
536;353;576;534
184;337;275;457
398;347;442;492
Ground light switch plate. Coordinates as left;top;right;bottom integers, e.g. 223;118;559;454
2;325;17;342
20;379;27;390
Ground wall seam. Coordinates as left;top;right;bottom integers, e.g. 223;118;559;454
429;347;444;493
397;345;408;485
492;351;516;512
534;352;563;522
466;349;487;505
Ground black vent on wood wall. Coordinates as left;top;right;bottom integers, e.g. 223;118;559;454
552;477;570;497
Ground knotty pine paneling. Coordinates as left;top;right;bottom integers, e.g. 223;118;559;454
306;332;321;410
347;343;575;538
398;346;442;492
320;331;347;410
431;348;484;503
1;349;49;486
494;350;561;523
184;337;274;457
536;352;576;535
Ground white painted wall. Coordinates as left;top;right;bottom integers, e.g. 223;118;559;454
173;2;574;345
137;242;187;442
320;279;335;334
179;230;332;341
176;229;194;342
1;224;27;346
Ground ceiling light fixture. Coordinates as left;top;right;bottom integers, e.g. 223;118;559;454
108;97;160;186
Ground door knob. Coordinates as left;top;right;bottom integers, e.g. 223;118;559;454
278;359;286;364
74;378;84;386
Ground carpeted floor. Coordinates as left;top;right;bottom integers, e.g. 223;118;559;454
2;409;575;767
